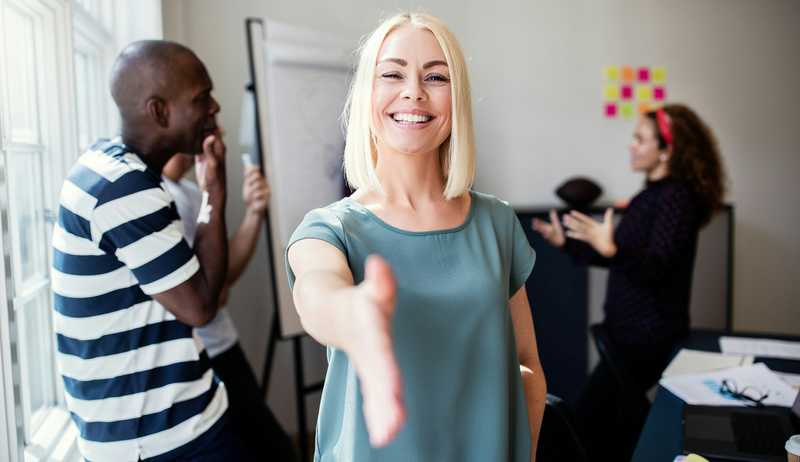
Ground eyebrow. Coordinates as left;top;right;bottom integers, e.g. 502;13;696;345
192;86;213;100
378;58;448;69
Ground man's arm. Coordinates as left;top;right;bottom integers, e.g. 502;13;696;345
152;134;227;326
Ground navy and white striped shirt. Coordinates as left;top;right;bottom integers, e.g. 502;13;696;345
51;139;228;461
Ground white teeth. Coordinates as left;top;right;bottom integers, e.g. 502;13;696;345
392;113;431;123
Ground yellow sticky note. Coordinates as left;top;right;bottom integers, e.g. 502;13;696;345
638;102;652;114
620;102;635;120
652;66;667;83
604;66;619;82
604;84;620;101
685;454;710;462
636;85;653;101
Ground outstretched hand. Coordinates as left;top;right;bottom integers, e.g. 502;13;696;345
350;254;406;447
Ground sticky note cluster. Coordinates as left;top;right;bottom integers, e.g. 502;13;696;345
602;65;667;120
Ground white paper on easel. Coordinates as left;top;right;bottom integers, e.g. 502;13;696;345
239;91;256;150
720;337;800;360
659;363;799;407
661;349;754;378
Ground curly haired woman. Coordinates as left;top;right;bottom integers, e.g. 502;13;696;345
533;103;727;459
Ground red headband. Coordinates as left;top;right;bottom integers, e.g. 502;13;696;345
656;108;673;146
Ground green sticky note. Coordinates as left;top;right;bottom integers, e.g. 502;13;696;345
620;102;635;119
604;66;619;82
604;84;620;101
636;85;652;101
652;66;667;83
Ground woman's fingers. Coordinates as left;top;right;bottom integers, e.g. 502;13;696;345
362;357;406;447
531;218;550;235
604;207;615;224
565;230;588;242
563;215;587;233
569;210;596;225
355;255;405;447
549;209;564;234
354;315;405;447
364;255;397;308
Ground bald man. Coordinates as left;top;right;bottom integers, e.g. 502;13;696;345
52;41;247;461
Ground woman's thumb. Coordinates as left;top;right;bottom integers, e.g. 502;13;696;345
364;255;396;304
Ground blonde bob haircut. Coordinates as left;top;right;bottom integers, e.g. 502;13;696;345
342;12;476;200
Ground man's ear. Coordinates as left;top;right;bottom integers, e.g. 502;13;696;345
145;97;169;128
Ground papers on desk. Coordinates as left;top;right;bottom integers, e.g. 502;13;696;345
662;349;753;378
720;336;800;360
659;363;799;407
777;372;800;390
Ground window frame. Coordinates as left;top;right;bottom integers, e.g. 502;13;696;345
72;0;114;151
0;0;75;452
0;1;164;460
0;0;79;460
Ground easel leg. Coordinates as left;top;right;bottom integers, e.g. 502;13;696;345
261;312;280;395
294;336;309;461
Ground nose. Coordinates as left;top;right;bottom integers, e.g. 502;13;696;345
209;96;221;115
401;76;426;102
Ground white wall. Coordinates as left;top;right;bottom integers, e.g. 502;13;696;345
162;0;800;434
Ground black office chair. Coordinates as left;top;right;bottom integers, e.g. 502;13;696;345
535;394;588;462
589;323;651;423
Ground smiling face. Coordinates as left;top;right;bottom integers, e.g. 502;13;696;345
629;116;666;173
371;25;452;158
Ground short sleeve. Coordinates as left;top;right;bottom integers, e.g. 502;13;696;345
92;172;199;295
285;207;347;290
509;209;536;297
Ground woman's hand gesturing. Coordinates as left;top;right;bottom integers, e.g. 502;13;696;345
532;209;566;248
563;208;617;258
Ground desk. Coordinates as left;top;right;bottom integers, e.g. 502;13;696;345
632;329;800;461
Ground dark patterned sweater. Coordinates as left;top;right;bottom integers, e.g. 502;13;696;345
565;178;706;347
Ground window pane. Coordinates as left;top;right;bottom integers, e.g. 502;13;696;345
100;1;114;32
16;290;55;425
6;151;47;286
5;4;40;143
74;51;91;150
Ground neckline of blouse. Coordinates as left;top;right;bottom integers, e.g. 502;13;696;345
344;190;477;237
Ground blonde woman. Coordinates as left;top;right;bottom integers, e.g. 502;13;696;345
286;13;546;461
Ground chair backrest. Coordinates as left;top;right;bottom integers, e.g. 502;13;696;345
589;323;652;418
536;394;588;462
590;323;628;389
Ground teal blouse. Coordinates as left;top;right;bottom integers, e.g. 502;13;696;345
286;190;536;462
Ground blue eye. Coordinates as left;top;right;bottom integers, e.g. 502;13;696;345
426;74;450;82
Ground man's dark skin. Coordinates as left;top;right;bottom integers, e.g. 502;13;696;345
110;40;226;327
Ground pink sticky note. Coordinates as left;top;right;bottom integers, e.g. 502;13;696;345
654;86;666;101
605;103;618;118
638;67;650;82
621;85;633;100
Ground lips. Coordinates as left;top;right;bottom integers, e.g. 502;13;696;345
389;110;435;126
202;125;218;137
